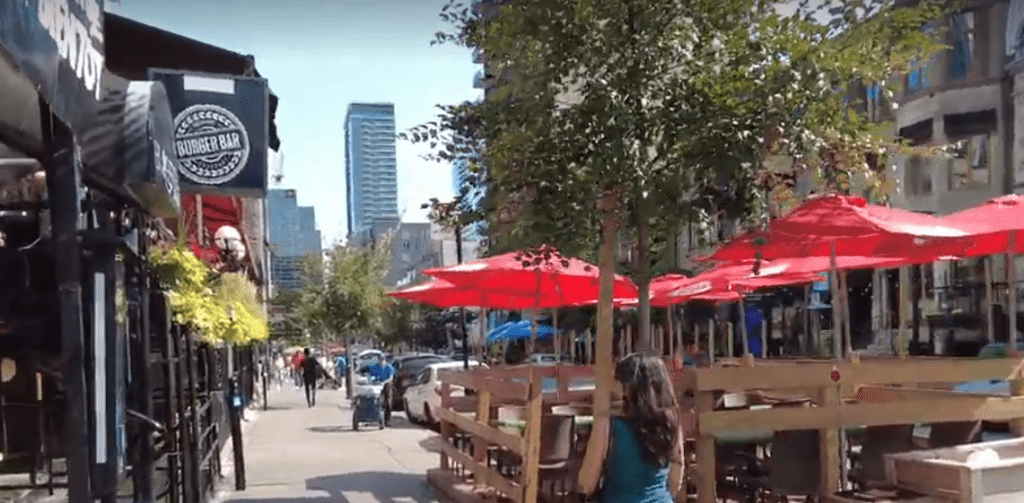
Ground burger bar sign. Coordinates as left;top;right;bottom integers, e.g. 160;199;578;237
149;70;269;197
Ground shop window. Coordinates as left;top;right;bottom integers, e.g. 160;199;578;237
948;12;975;81
906;155;932;196
948;134;991;189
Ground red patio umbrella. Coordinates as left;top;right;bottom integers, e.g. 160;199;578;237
422;250;639;309
388;279;542;310
655;263;822;305
707;195;972;263
941;195;1024;257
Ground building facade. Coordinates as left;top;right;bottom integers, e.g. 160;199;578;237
268;188;322;291
350;217;442;287
345;103;399;244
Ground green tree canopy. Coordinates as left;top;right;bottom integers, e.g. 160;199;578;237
299;238;392;342
405;0;951;347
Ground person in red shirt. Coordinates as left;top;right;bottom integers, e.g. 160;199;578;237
291;350;305;387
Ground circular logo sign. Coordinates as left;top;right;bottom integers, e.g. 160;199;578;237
172;104;250;185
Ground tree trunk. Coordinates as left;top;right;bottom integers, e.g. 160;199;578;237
578;191;619;495
637;198;652;350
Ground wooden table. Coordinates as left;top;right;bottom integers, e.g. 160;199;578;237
825;489;946;503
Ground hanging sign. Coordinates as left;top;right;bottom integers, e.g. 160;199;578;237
149;70;269;197
0;0;105;134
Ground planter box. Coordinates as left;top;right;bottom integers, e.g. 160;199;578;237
884;437;1024;503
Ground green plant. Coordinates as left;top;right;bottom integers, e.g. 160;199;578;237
149;245;269;345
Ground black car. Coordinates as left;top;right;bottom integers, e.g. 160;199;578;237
386;353;446;410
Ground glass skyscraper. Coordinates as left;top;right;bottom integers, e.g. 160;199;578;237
268;189;322;291
345;103;399;240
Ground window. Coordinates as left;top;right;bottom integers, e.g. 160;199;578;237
907;22;939;92
948;134;992;189
413;368;431;386
907;156;932;196
948;12;975;81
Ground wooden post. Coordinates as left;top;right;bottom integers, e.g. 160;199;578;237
196;195;204;247
695;390;716;503
985;258;995;344
474;385;491;464
707;318;715;366
830;242;843;359
817;384;841;498
804;285;812;356
522;369;544;503
840;270;852;356
761;311;768;359
570;330;577;363
738;297;750;355
667;307;675;358
440;379;452;470
1008;231;1018;351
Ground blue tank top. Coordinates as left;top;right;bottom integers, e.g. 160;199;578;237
598;418;672;503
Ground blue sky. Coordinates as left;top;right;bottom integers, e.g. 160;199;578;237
106;0;480;246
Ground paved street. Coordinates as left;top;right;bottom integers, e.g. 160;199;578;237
219;385;442;503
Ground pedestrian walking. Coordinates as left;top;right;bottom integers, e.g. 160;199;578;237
291;350;305;387
300;348;323;407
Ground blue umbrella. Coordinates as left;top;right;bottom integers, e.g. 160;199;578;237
488;320;558;341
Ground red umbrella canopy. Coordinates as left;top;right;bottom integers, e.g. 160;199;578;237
655;263;819;305
422;250;639;308
571;297;641;309
388;279;542;310
941;195;1024;257
708;195;971;262
749;255;910;276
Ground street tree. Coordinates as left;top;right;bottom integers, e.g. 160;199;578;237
405;0;949;349
407;0;953;494
300;237;392;395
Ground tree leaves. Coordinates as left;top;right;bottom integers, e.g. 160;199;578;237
406;0;953;272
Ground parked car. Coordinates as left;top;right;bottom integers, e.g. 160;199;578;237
404;360;486;425
386;353;446;410
529;353;559;365
355;349;384;371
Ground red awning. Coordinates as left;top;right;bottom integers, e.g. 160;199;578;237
181;194;244;264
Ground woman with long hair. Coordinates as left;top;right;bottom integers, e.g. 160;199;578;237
582;352;685;503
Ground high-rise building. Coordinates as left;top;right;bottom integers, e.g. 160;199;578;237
268;188;322;291
451;157;487;259
345;103;399;243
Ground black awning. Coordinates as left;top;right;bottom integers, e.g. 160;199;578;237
79;76;182;218
0;0;105;139
104;14;280;151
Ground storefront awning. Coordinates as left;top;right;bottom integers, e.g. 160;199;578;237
0;0;105;139
79;76;182;218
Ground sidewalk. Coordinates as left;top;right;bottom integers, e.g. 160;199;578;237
217;384;442;503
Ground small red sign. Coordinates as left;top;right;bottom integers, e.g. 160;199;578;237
830;368;841;383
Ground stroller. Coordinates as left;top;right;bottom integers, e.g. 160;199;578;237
352;373;389;430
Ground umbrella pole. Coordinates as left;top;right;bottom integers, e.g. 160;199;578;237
830;242;843;359
480;309;488;363
529;311;538;357
1008;231;1018;352
667;308;674;358
985;258;996;344
553;308;560;356
708;318;715;366
800;285;809;355
841;270;852;357
739;298;750;356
